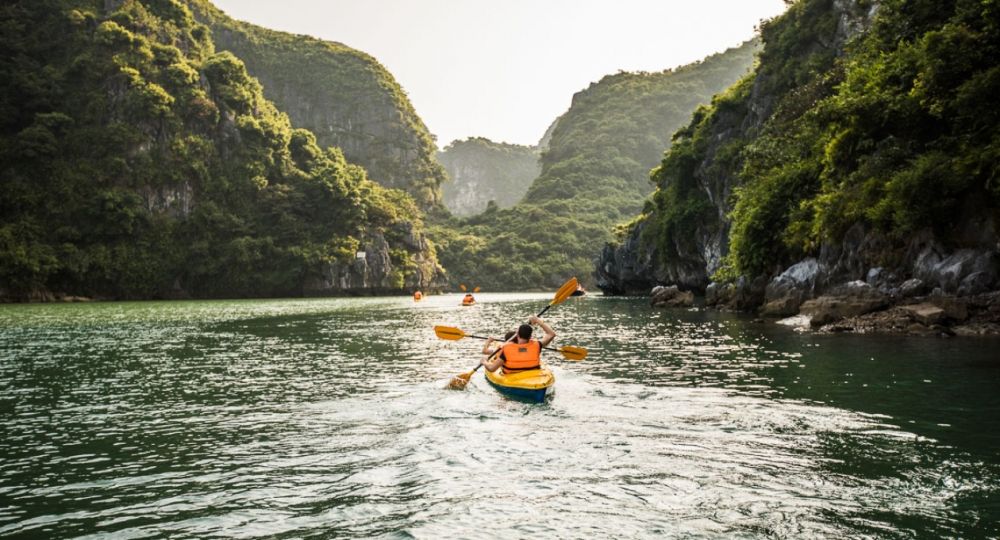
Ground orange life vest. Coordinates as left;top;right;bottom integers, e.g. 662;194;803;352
501;340;541;372
413;291;422;300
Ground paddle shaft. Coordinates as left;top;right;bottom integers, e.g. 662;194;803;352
459;332;567;355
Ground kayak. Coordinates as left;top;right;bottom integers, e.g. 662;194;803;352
484;367;555;403
461;300;476;306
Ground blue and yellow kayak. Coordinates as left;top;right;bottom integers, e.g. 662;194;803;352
484;367;555;403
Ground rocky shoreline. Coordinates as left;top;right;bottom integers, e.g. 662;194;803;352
647;281;1000;337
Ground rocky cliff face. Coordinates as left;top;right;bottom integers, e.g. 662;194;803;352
597;0;1000;333
438;137;540;217
0;0;443;302
304;224;443;295
598;0;874;296
185;1;447;208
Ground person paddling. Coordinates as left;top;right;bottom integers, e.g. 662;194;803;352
482;330;516;360
480;316;555;374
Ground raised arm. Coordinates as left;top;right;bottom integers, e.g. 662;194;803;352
529;316;556;347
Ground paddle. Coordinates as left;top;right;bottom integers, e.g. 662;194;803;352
448;277;578;388
434;325;587;361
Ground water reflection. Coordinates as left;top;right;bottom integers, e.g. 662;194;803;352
1;294;998;537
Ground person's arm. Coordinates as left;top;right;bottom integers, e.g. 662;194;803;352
481;348;504;372
529;315;556;347
481;337;498;355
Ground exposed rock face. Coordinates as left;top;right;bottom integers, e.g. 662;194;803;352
811;291;1000;336
596;1;1000;335
798;281;889;326
753;223;998;325
304;226;443;295
760;258;823;317
597;0;874;298
438;138;540;217
650;285;694;308
138;183;194;218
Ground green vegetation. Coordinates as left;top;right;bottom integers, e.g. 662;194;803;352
432;41;759;289
632;0;1000;282
438;137;540;216
0;0;435;300
183;0;447;209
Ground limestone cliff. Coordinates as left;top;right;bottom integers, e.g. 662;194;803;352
184;0;447;208
598;0;875;296
0;0;442;301
438;137;540;217
598;0;1000;333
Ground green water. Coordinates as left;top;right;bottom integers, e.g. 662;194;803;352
1;294;999;538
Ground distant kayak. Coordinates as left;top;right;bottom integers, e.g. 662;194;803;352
484;367;555;403
571;285;586;297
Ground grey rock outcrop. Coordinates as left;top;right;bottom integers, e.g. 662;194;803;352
799;280;889;326
304;227;443;295
760;258;825;317
650;285;694;308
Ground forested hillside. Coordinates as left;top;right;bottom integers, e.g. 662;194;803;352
184;0;447;208
438;137;540;216
599;0;1000;332
0;0;440;301
431;41;759;289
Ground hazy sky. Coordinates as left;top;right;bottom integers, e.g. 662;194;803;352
211;0;788;148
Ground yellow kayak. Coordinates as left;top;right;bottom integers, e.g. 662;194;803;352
484;367;555;402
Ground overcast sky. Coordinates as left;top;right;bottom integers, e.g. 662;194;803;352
211;0;788;148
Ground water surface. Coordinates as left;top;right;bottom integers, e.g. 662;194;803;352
2;294;999;538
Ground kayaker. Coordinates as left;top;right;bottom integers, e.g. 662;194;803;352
480;316;555;373
481;330;516;360
462;293;475;305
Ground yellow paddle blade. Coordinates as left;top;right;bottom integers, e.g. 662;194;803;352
473;286;481;293
434;326;466;340
551;277;579;306
459;284;467;291
448;370;473;389
559;345;587;361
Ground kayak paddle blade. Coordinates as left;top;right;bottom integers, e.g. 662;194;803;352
448;370;473;390
434;326;466;340
559;345;588;361
551;277;579;306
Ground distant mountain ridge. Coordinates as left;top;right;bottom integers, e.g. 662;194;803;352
430;40;760;289
438;137;540;216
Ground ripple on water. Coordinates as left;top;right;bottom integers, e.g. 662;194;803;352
1;295;999;538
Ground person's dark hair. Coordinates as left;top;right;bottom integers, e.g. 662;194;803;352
517;323;532;340
503;330;516;342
